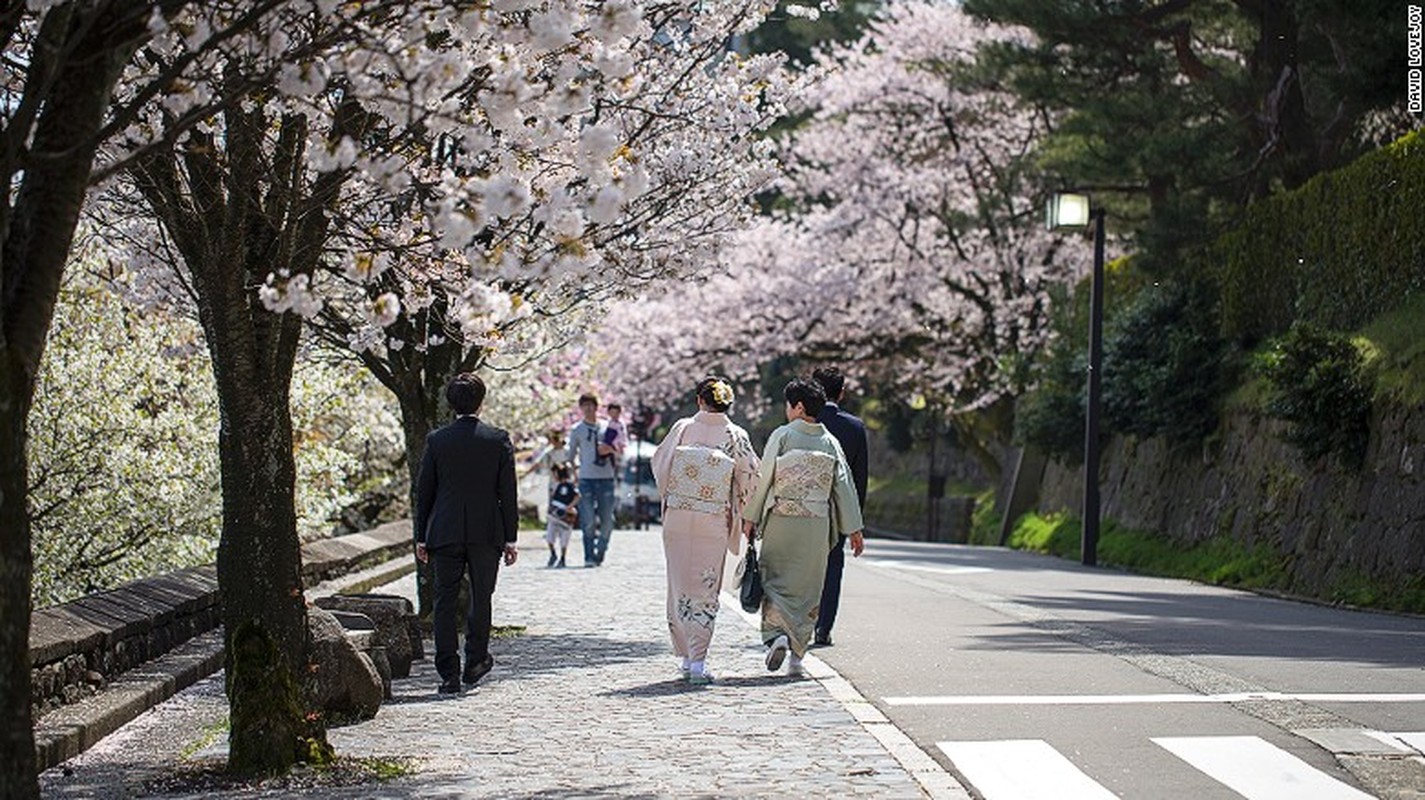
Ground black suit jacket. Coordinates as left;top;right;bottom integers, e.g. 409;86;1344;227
817;402;869;508
415;416;519;552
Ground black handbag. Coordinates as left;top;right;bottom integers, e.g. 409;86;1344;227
738;539;764;613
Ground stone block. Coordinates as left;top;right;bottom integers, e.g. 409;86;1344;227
29;608;106;666
314;593;416;679
305;605;383;724
329;610;376;631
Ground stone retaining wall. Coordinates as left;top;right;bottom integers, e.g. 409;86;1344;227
1037;402;1425;598
30;521;413;720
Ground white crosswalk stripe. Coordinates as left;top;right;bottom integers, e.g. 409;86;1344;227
937;734;1387;800
936;740;1118;800
1153;735;1375;799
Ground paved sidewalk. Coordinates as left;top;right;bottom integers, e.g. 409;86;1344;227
41;528;952;798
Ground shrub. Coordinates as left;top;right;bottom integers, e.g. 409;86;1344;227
1101;281;1229;444
1255;326;1373;466
28;268;406;606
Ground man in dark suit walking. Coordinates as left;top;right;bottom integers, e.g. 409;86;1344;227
812;367;869;647
415;373;520;694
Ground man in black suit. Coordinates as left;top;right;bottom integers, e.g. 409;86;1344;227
812;367;869;647
415;373;520;694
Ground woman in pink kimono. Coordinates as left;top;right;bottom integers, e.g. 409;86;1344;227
741;377;864;676
651;376;759;685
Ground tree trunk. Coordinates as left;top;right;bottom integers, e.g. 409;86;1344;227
0;356;37;800
128;103;351;774
214;371;321;774
392;350;461;618
0;6;147;794
1253;0;1317;189
398;388;437;617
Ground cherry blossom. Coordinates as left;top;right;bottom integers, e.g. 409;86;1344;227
598;1;1086;427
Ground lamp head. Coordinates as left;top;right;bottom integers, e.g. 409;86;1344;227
1046;192;1091;230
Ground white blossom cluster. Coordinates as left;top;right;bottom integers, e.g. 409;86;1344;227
27;261;405;604
84;0;797;367
25;0;805;444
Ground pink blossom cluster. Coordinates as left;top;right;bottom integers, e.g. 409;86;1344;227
597;1;1089;414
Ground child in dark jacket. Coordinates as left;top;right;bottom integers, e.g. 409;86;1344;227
544;464;579;568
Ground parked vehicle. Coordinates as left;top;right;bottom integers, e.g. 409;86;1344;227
617;440;661;525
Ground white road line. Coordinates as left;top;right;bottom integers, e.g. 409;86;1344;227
937;740;1119;800
885;692;1425;706
1293;693;1425;703
867;560;994;576
1153;736;1375;800
718;592;971;799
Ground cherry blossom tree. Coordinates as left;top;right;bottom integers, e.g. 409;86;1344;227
598;1;1086;479
0;2;340;790
85;0;801;772
243;1;797;613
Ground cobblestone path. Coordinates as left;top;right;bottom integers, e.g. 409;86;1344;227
41;527;932;798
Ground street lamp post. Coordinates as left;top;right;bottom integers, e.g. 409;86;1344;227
1047;193;1106;567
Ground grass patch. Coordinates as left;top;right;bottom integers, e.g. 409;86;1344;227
1326;571;1425;614
490;624;526;639
1007;512;1290;591
967;488;1002;546
866;471;982;499
179;717;230;761
1358;292;1425;405
325;756;417;781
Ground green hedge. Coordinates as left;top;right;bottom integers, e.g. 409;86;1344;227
1217;130;1425;343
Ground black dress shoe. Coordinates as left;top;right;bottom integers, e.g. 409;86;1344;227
813;630;833;647
462;654;494;685
438;677;462;694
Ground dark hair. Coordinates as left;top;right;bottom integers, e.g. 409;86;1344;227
578;393;599;408
446;372;486;415
812;366;846;402
696;375;734;413
783;377;826;418
607;402;622;413
552;463;571;481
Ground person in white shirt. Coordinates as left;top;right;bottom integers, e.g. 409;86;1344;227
564;393;619;566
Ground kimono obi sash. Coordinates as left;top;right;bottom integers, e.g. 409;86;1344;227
769;450;837;518
664;445;736;515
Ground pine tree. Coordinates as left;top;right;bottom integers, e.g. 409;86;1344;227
963;0;1410;270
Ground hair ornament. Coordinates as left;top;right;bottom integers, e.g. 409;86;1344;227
710;380;734;406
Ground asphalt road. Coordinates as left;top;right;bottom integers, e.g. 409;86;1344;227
814;540;1425;800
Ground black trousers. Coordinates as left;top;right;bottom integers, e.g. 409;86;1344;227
816;535;847;636
431;543;501;680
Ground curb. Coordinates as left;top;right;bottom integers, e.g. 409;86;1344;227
34;553;417;772
34;630;225;770
718;593;971;799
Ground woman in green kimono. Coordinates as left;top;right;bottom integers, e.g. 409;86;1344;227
742;377;864;676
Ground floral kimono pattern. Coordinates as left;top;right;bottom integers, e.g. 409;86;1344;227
664;445;738;515
768;450;837;518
